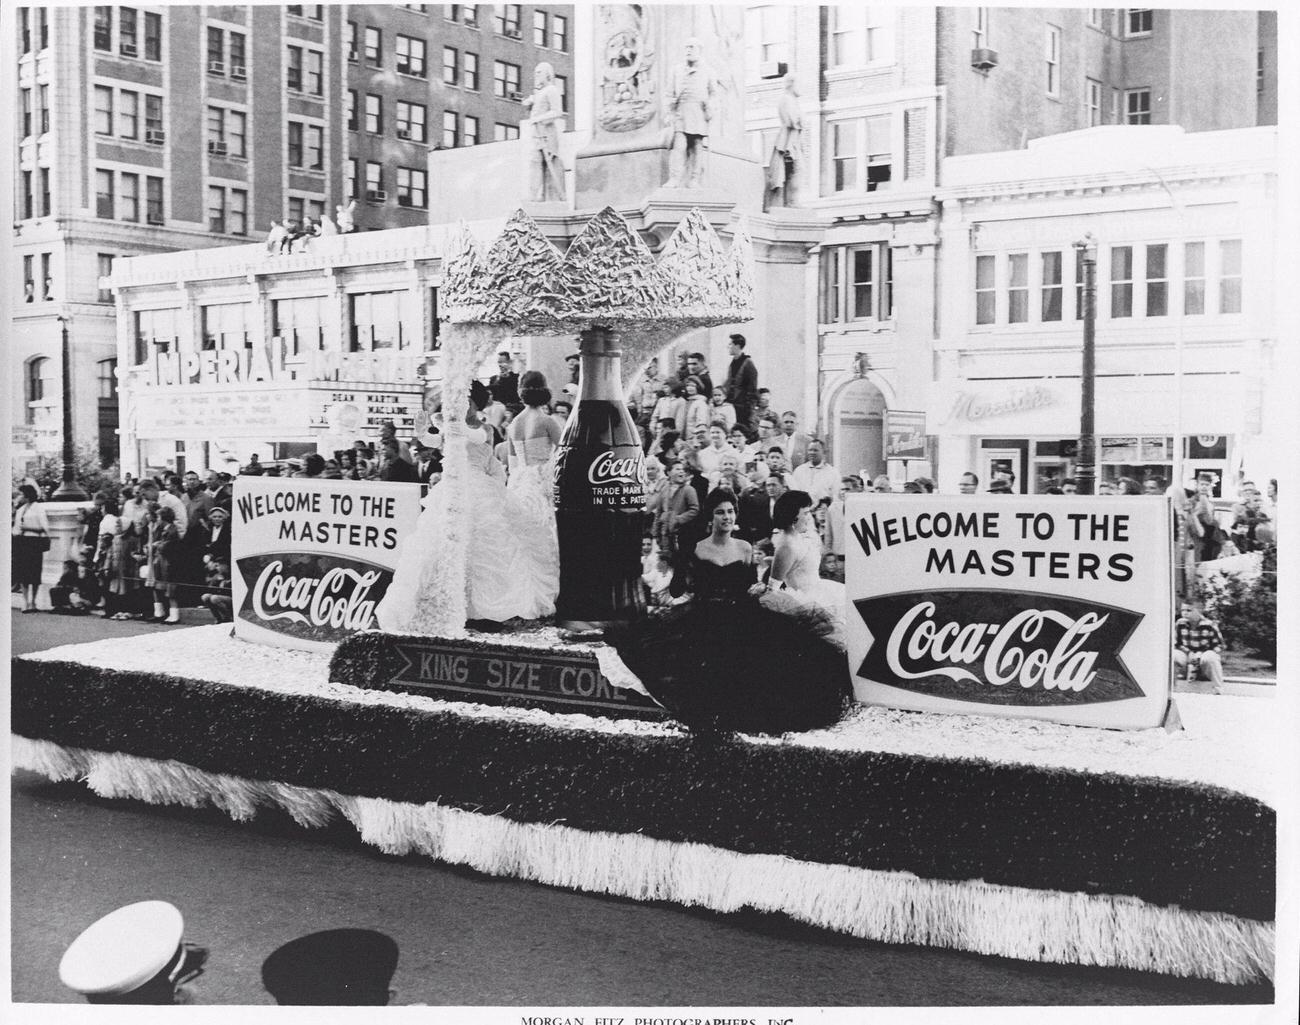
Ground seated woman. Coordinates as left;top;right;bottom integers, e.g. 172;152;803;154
377;380;559;633
606;489;851;735
766;489;847;643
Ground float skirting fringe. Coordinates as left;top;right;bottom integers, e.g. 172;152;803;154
12;734;1273;987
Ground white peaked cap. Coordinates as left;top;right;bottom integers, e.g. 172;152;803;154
59;900;184;996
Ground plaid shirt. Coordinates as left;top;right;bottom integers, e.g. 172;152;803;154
1175;617;1224;654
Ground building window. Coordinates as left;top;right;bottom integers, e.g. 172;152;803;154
93;7;112;50
346;21;357;61
1145;244;1167;317
463;114;479;145
306;50;323;94
306;124;323;170
95;86;113;135
133;308;180;363
1110;245;1133;318
533;10;547;47
397;101;427;142
287;45;303;90
494;4;521;37
23;254;35;302
350;292;408;351
823;244;893;322
146;176;163;224
493;60;520;98
972;7;988;49
346;159;358;199
365;93;382;133
21;88;32;137
145;94;163;139
273;296;326;355
207;107;227;153
865;7;895;63
1041;251;1063;321
364;27;382;67
397;167;427;208
746;5;789;77
25;358;50;422
207;26;223;70
831;121;857;193
365;161;383;198
444;46;458;84
1125;88;1151;124
96;169;114;218
37;6;47;48
119;90;139;139
230;33;245;77
39;168;50;217
287;122;304;167
494;122;519;141
144;11;162;60
38;85;49;134
1126;8;1153;36
442;110;458;148
120;7;137;55
461;4;478;27
556;75;569;114
98;358;119;398
1183;241;1205;316
119;172;139;222
40;252;52;300
1219;240;1242;314
851;248;875;319
201;303;252;350
208;186;226;233
975;255;995;325
288;196;305;222
552;14;567;51
1085;78;1102;126
397;34;426;76
1045;25;1061;97
1007;253;1029;323
463;51;479;90
20;170;33;220
347;90;358;130
865;115;891;190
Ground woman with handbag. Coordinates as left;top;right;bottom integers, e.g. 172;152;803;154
12;483;51;612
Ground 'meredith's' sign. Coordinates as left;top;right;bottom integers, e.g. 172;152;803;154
844;496;1172;729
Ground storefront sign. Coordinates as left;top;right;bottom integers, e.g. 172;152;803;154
378;638;668;720
135;340;422;389
307;388;423;439
884;410;927;460
231;476;422;652
843;496;1172;729
134;388;310;439
941;385;1058;426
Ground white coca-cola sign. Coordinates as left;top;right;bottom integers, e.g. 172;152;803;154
844;496;1171;730
587;450;645;486
232;476;422;652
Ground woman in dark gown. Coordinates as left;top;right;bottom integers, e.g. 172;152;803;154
608;489;851;735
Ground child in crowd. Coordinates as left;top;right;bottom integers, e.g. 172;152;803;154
200;558;234;624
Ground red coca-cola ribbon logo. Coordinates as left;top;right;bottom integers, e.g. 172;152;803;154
587;450;645;487
853;589;1145;705
237;552;391;641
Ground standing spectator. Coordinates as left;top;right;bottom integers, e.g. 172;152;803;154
754;387;773;421
565;352;580;387
740;471;785;546
1173;600;1226;695
708;387;737;432
204;506;232;567
643;457;671;533
1116;476;1142;496
790;439;840;504
1062;477;1078;494
489;351;521;411
958;472;978;496
301;453;326;478
682;377;711;436
653;427;682;470
824;475;865;581
764;446;790;479
1230;483;1271;552
1190;475;1222;561
659;462;700;596
778;411;810;469
551;398;573;430
148;505;182;624
12;484;50;612
378;437;418;483
650;380;686;435
411;442;442;485
722;333;760;439
137;479;187;539
80;492;108;552
697;423;739;477
685;352;713;398
1142;477;1165;496
634;357;663;428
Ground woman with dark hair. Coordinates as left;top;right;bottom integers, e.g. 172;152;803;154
768;489;846;637
12;483;50;612
148;505;182;624
607;488;850;735
378;379;559;630
681;376;710;436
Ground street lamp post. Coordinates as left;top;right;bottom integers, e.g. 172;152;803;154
1073;235;1098;496
50;314;90;502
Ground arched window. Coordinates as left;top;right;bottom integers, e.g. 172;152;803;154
25;356;51;424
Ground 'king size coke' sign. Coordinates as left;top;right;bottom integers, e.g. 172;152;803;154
843;496;1172;729
232;476;422;652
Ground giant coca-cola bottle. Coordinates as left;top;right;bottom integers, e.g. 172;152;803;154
553;326;647;630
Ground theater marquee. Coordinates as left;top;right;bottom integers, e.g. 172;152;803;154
843;495;1173;729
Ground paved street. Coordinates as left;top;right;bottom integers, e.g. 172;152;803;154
8;609;1276;1009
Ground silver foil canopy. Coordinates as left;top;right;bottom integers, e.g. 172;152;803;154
441;206;755;335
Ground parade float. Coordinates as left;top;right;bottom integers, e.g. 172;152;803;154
12;208;1275;989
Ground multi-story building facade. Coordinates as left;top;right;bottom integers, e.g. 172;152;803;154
11;3;573;477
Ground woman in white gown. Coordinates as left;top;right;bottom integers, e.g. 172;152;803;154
765;488;847;643
376;379;559;632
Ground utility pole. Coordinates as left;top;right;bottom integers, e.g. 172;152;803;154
50;314;90;501
1073;235;1098;496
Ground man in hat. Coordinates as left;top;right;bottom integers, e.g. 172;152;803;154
262;929;398;1006
59;900;207;1004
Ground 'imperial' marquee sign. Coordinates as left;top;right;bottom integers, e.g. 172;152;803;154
232;476;422;651
843;496;1172;729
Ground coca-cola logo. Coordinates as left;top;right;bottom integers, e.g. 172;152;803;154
854;590;1144;705
237;553;390;641
587;450;645;487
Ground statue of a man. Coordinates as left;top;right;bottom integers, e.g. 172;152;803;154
765;74;803;210
664;37;714;189
521;62;567;203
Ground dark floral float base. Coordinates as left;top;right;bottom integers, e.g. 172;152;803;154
10;625;1276;987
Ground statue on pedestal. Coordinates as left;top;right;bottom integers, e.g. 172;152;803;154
664;38;714;189
522;62;567;203
765;74;804;211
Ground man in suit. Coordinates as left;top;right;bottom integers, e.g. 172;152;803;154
658;462;700;595
410;441;442;485
778;410;810;469
685;352;713;399
488;351;520;411
722;334;760;440
740;472;785;548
